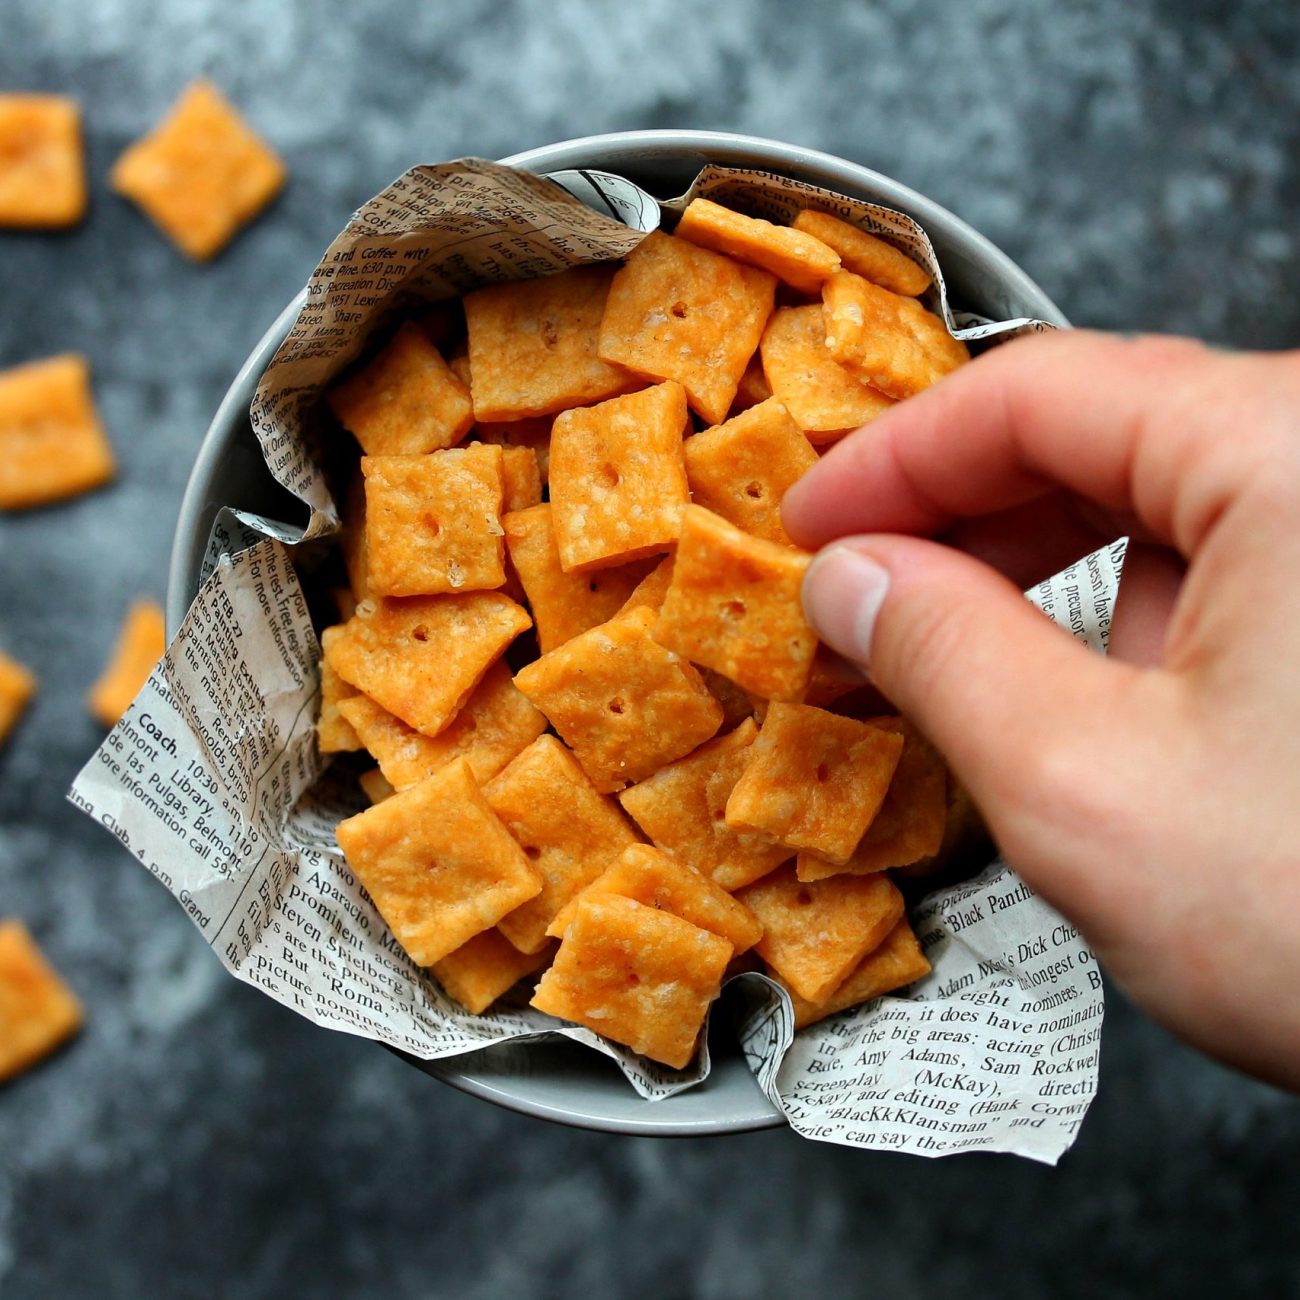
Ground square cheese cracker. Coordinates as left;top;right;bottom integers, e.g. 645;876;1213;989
503;504;656;654
329;321;475;456
431;929;555;1015
791;210;931;297
513;604;723;793
485;735;640;954
736;862;905;1003
654;505;816;702
337;659;545;790
617;719;789;893
597;230;776;425
548;380;691;573
316;627;362;753
531;893;732;1070
0;920;83;1082
109;79;285;260
725;702;904;864
759;304;894;441
335;757;543;967
464;264;639;421
363;446;505;596
87;600;165;727
0;94;86;228
674;197;841;295
547;842;762;955
0;651;36;749
682;397;817;547
822;270;969;399
0;354;116;511
328;592;530;738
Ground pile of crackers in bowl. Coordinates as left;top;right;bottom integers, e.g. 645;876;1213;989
317;194;971;1069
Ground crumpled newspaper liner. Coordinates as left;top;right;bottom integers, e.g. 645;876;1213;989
70;158;1118;1163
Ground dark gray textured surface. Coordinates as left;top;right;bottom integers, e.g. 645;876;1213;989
2;2;1298;1296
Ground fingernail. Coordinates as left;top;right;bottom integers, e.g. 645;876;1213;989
803;546;891;665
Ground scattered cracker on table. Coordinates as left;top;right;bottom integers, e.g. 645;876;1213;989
725;702;904;864
822;270;969;398
548;380;691;573
0;919;83;1082
514;604;723;793
109;79;285;261
547;842;763;955
736;864;905;1003
503;504;656;655
329;321;475;457
363;446;506;596
598;230;777;425
0;354;116;511
87;600;165;727
654;505;816;702
0;651;36;750
778;917;931;1029
335;757;543;967
759;304;895;441
674;197;841;295
327;592;530;738
796;717;947;880
337;659;545;790
531;893;732;1070
432;929;555;1016
618;719;790;893
791;210;931;297
683;398;817;547
464;264;640;421
485;734;640;954
0;94;86;229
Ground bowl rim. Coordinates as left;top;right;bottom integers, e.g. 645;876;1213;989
167;128;1067;1137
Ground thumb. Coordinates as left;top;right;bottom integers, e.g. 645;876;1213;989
801;537;1131;815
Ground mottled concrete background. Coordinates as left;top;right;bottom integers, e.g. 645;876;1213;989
2;2;1298;1296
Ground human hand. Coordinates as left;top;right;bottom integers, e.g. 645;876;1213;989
782;330;1300;1090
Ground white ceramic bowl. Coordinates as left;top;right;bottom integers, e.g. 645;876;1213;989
168;130;1066;1136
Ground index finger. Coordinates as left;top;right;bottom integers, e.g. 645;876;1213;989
782;330;1295;560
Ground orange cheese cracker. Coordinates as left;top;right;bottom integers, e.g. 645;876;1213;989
654;505;816;702
87;599;165;727
503;504;656;654
109;79;285;260
548;843;762;955
464;264;639;421
432;929;555;1015
683;397;816;546
363;446;505;596
822;270;969;399
513;604;723;793
597;230;777;425
792;210;931;297
725;702;904;864
329;321;475;457
759;304;895;441
731;352;773;414
531;893;731;1069
316;627;361;753
0;651;36;749
337;659;545;790
0;94;86;228
358;768;395;804
0;920;83;1081
0;354;116;511
736;863;904;1003
674;197;841;295
549;380;690;573
617;720;789;893
328;592;530;738
616;555;675;616
335;757;542;967
500;445;543;511
485;735;640;954
778;918;931;1028
797;716;947;880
